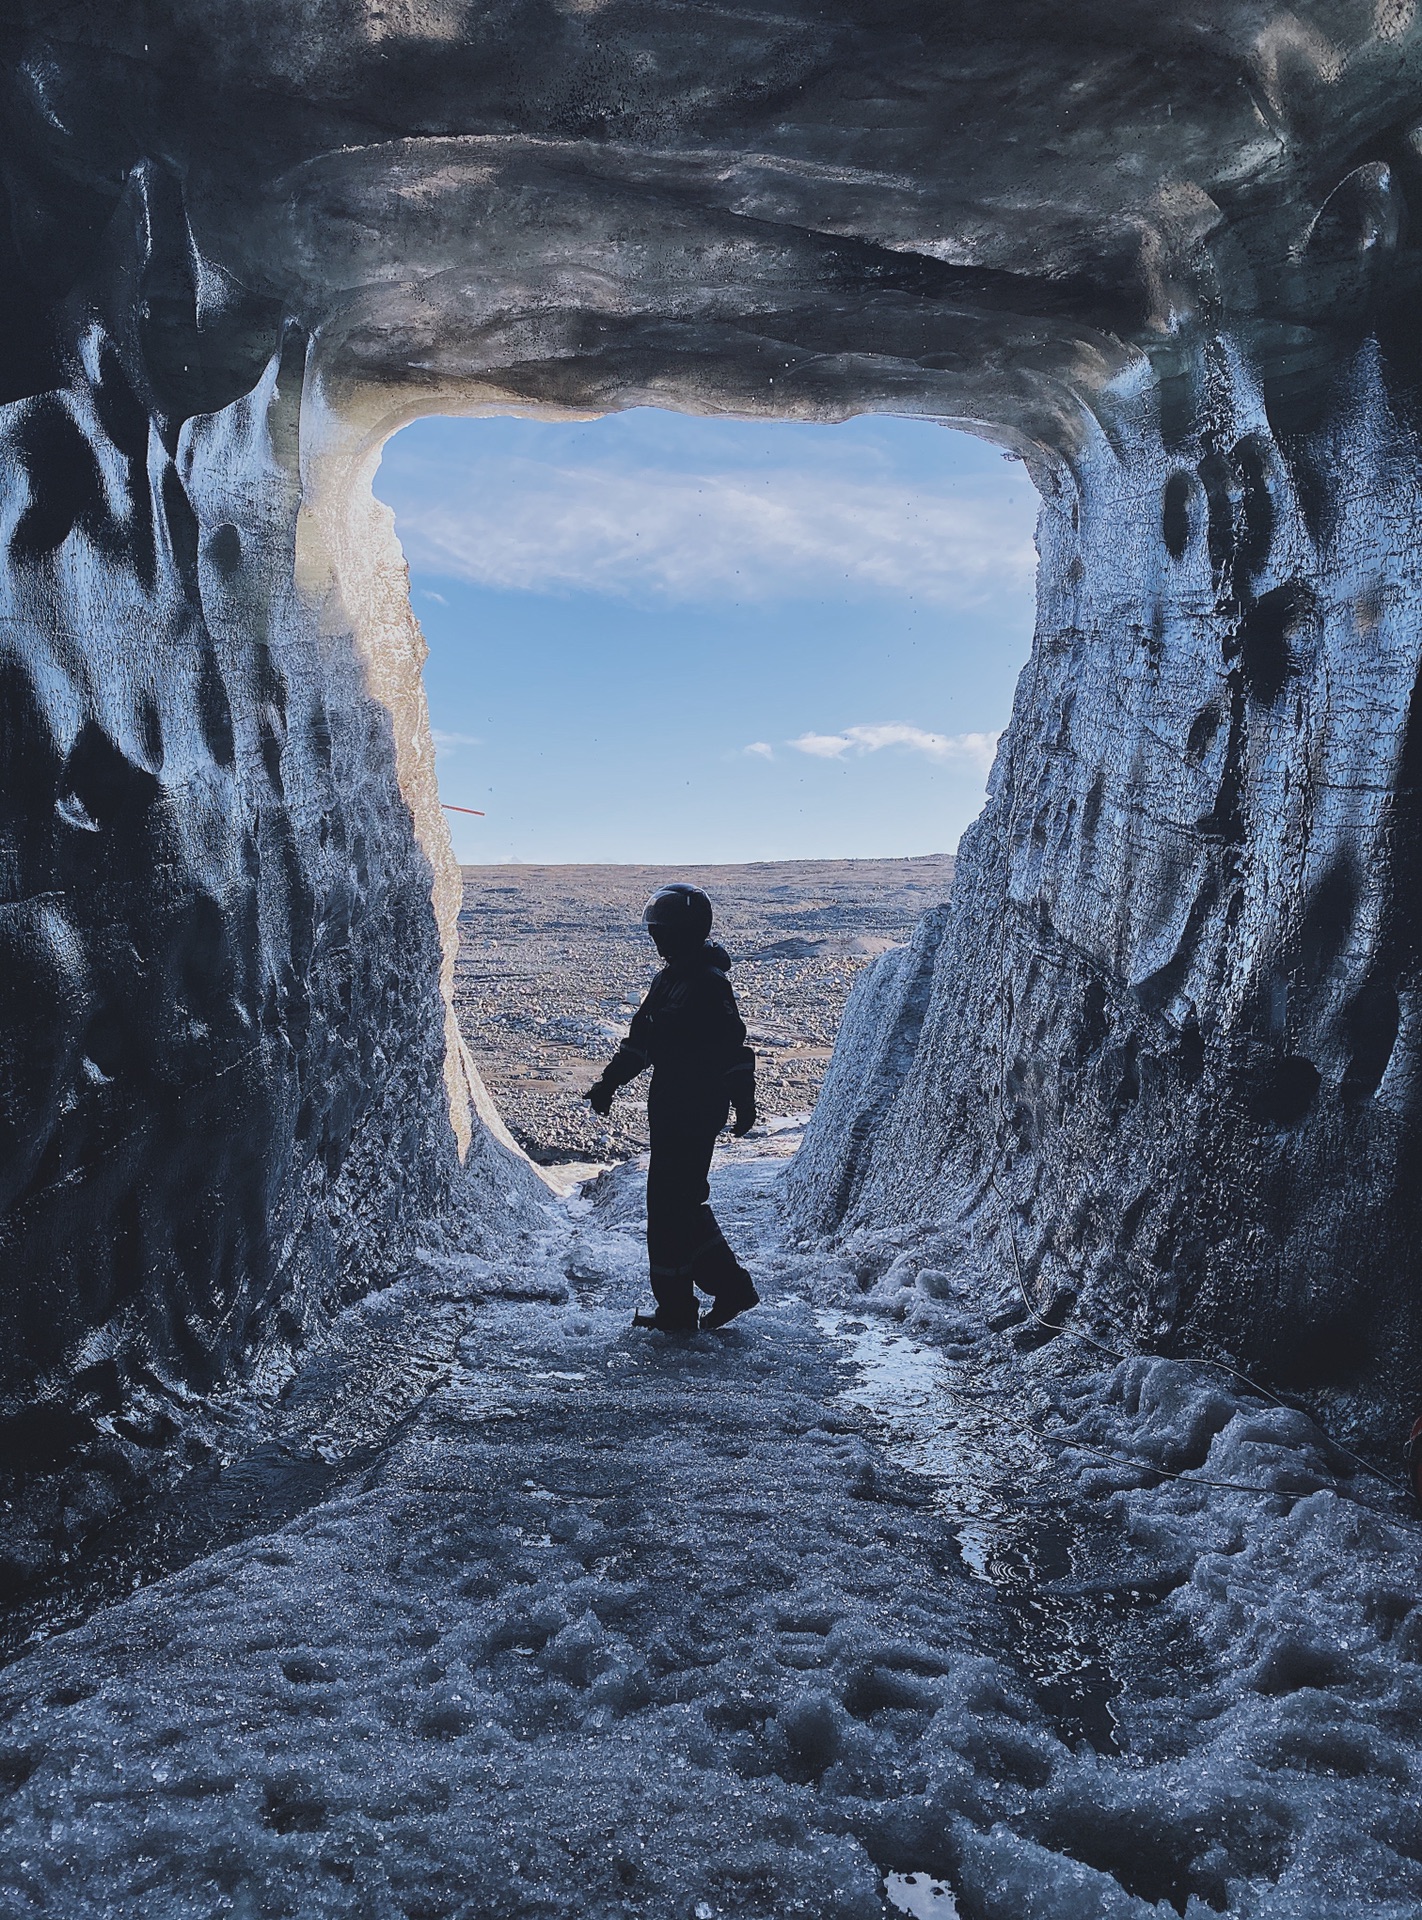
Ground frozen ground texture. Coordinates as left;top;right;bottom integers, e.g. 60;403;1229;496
3;1145;1421;1920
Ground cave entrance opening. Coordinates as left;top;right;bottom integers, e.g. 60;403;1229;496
371;407;1038;1172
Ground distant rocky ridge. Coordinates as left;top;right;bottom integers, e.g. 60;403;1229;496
743;934;904;962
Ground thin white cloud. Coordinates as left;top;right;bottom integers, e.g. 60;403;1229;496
741;741;775;760
417;587;449;605
432;728;482;757
384;452;1035;607
787;724;1000;772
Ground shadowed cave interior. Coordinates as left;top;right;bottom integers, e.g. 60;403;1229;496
7;0;1422;1483
6;7;1422;1911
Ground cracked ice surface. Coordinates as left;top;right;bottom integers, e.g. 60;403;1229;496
1;1149;1422;1917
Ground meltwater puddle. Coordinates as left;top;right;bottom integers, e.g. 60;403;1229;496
815;1309;1124;1753
885;1869;960;1917
814;1311;1037;1521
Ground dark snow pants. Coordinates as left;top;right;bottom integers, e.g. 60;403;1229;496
645;1088;750;1322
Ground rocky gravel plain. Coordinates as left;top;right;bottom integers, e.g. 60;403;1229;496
453;858;955;1167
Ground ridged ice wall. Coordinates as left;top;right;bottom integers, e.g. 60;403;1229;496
7;0;1422;1485
791;339;1422;1413
0;169;468;1510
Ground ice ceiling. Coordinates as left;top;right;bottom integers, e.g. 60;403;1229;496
4;0;1422;1524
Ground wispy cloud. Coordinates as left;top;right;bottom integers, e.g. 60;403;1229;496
741;741;775;760
786;724;1000;772
384;450;1035;607
432;728;482;758
417;588;449;606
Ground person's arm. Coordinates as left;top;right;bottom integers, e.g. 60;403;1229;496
727;1049;757;1135
709;975;757;1134
586;999;652;1113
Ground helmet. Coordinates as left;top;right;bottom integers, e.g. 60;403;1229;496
642;883;713;945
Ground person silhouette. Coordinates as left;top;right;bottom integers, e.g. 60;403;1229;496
587;884;760;1332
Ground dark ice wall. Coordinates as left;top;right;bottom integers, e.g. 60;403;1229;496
793;340;1422;1411
8;0;1422;1475
0;168;458;1510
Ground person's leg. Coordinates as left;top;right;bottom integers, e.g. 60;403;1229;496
674;1104;759;1316
644;1109;704;1328
645;1090;758;1328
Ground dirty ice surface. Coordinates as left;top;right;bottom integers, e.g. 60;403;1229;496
3;1138;1422;1918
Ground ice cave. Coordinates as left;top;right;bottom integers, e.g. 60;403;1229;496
5;4;1422;1916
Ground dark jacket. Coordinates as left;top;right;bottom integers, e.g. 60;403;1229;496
599;942;755;1108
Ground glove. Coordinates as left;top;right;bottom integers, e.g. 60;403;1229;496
586;1080;614;1117
730;1099;757;1138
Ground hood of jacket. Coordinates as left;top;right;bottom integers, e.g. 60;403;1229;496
665;940;733;974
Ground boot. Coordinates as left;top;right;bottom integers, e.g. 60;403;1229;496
700;1276;760;1331
632;1305;700;1334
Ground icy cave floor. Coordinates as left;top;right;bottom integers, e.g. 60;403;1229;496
3;1142;1422;1918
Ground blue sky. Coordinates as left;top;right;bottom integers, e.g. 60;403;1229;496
374;410;1038;864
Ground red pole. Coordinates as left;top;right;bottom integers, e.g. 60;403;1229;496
441;804;486;816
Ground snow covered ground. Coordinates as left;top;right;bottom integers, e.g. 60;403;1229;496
2;1138;1421;1918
